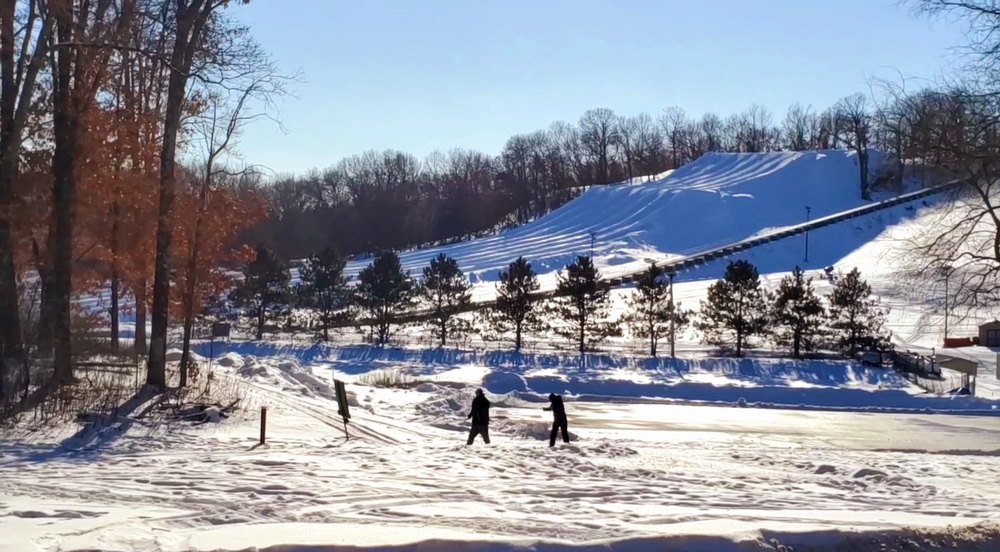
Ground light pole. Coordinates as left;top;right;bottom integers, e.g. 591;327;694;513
590;231;596;259
939;266;951;343
668;270;676;358
804;206;812;263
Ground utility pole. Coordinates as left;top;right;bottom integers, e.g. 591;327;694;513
804;206;812;263
668;270;676;358
940;266;951;343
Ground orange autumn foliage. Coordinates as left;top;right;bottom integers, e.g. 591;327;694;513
169;168;265;321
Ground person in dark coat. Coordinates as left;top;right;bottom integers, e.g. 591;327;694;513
543;393;569;446
466;388;491;445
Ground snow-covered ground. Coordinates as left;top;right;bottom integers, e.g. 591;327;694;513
3;351;1000;551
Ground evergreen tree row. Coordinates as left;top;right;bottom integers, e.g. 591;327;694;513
698;260;891;357
230;246;889;358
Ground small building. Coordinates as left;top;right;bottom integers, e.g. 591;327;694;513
935;354;978;377
935;354;979;396
979;320;1000;347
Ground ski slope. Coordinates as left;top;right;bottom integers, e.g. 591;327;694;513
341;150;881;286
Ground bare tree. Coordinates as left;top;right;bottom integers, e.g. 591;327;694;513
894;2;1000;328
784;102;811;151
578;108;619;184
179;69;283;386
45;0;137;382
836;93;873;200
0;0;52;371
631;112;665;179
891;88;1000;326
699;112;725;154
910;0;1000;86
147;0;261;389
616;114;638;180
659;106;688;168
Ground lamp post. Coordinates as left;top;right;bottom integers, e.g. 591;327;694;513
668;270;676;358
939;266;951;344
804;206;812;263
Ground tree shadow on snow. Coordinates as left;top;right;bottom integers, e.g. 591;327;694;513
2;386;165;464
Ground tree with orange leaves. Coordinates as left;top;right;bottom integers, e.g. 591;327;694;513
172;167;263;385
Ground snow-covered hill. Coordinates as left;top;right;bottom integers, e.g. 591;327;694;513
340;150;880;286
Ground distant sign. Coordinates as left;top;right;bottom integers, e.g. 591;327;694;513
211;322;231;339
334;379;350;440
334;380;351;421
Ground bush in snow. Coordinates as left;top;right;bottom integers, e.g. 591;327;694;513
417;253;472;347
356;368;416;389
545;255;621;354
697;260;770;357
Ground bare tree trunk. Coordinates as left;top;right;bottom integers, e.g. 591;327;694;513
49;2;78;384
179;199;206;388
134;284;147;362
36;265;54;355
0;0;49;363
0;1;18;368
110;277;120;350
110;203;120;353
147;0;215;389
179;308;194;388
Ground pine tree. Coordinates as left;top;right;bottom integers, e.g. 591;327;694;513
828;268;891;356
697;260;770;357
298;247;351;341
489;257;541;350
547;255;619;353
232;244;291;341
771;266;824;358
418;253;472;347
354;250;414;346
623;264;690;357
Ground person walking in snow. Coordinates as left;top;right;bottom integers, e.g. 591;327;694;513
544;393;570;447
466;388;491;445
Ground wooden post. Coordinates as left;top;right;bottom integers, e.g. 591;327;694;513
260;406;267;445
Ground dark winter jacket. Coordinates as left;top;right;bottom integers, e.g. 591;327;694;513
544;394;566;422
468;395;491;425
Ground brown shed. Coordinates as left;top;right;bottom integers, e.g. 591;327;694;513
979;320;1000;347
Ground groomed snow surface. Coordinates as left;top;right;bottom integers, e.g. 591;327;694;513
6;151;1000;550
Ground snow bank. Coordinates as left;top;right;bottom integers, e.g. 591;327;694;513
496;370;1000;415
202;342;1000;415
235;355;337;400
164;348;204;363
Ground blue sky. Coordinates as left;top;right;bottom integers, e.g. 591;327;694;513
231;0;967;176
